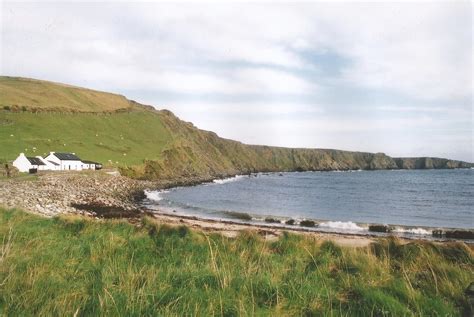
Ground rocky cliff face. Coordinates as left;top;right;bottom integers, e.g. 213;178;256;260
119;110;473;181
393;157;471;169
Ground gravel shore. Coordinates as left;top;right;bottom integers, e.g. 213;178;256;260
0;170;153;217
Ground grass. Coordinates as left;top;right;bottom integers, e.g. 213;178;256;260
0;76;132;112
0;109;172;166
0;207;472;316
0;173;38;182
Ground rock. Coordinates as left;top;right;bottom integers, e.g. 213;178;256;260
300;220;316;227
0;171;155;219
285;219;295;225
368;225;393;233
264;217;280;224
445;230;474;240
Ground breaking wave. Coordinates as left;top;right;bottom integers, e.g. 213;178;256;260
319;221;365;231
394;227;431;235
144;190;169;202
213;175;245;184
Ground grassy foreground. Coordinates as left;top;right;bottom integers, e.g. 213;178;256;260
0;208;472;316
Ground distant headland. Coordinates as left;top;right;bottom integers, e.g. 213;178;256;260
1;76;472;184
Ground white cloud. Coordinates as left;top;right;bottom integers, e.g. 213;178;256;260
2;2;470;100
1;1;472;161
299;2;472;100
160;101;324;117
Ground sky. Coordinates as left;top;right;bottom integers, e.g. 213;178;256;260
1;1;472;161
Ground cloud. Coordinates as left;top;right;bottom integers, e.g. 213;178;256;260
296;2;472;100
2;2;470;100
1;1;472;161
163;101;324;118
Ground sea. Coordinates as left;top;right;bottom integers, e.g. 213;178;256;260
143;169;473;239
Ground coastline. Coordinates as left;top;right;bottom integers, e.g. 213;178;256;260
146;209;376;247
143;169;474;243
0;169;472;245
144;206;474;246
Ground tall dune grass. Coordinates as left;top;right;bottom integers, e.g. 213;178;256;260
0;208;472;316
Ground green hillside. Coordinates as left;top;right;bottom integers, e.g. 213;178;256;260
0;76;472;180
0;109;171;166
0;76;132;112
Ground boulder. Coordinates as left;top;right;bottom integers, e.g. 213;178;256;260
300;220;316;227
285;219;295;225
445;230;474;240
264;217;280;224
368;225;393;233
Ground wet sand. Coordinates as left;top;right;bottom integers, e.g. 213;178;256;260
148;210;389;247
143;207;474;248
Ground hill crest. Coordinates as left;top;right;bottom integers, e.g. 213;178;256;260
0;76;471;181
0;76;132;113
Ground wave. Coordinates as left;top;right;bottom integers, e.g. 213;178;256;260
394;227;431;235
144;189;169;202
331;169;363;173
319;221;365;231
213;175;245;184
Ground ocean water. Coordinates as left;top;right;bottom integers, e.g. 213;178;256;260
144;169;473;233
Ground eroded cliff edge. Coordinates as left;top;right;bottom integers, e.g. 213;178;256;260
119;110;472;181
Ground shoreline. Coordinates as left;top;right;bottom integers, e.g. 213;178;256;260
146;208;377;247
0;169;472;245
144;206;474;245
143;170;474;242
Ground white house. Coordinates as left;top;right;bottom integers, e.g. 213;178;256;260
13;153;46;173
42;158;61;171
45;152;85;171
37;156;60;171
13;152;102;173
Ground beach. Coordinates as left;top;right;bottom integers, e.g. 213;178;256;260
1;170;472;247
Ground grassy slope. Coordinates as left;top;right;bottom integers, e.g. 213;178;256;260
0;76;132;112
0;109;172;165
1;208;473;316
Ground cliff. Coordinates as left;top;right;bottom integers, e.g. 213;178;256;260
119;110;472;181
1;76;471;182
